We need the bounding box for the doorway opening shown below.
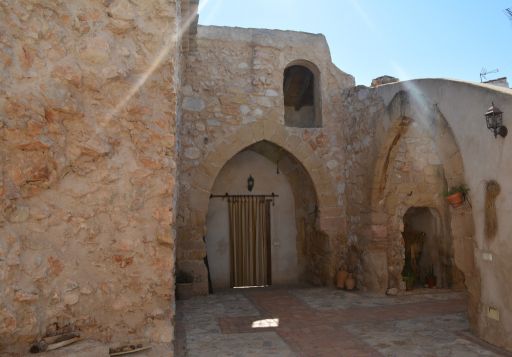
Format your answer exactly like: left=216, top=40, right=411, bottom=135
left=205, top=140, right=320, bottom=291
left=402, top=207, right=442, bottom=290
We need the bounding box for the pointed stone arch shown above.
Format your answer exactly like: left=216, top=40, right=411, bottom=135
left=176, top=119, right=344, bottom=294
left=364, top=90, right=478, bottom=312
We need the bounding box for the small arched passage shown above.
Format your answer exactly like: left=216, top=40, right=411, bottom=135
left=205, top=141, right=319, bottom=290
left=365, top=90, right=475, bottom=296
left=283, top=60, right=322, bottom=128
left=402, top=207, right=450, bottom=290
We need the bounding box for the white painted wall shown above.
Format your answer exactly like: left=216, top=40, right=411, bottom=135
left=205, top=150, right=298, bottom=290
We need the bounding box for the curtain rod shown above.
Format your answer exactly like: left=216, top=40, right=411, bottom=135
left=209, top=193, right=279, bottom=199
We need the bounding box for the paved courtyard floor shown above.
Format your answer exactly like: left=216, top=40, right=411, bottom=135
left=175, top=287, right=511, bottom=357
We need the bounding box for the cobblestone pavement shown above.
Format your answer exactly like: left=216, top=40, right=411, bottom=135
left=175, top=287, right=511, bottom=357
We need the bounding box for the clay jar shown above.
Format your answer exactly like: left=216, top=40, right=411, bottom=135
left=345, top=273, right=356, bottom=290
left=337, top=270, right=348, bottom=289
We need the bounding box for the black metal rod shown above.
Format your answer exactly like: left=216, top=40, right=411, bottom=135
left=210, top=192, right=279, bottom=199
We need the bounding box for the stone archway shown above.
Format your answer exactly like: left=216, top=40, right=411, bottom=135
left=365, top=90, right=477, bottom=306
left=176, top=120, right=344, bottom=294
left=402, top=207, right=448, bottom=290
left=205, top=140, right=321, bottom=290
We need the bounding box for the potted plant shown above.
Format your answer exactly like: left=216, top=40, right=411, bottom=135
left=444, top=184, right=469, bottom=208
left=402, top=267, right=416, bottom=291
left=176, top=270, right=194, bottom=300
left=425, top=265, right=437, bottom=288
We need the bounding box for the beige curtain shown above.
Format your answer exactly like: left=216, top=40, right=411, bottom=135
left=228, top=196, right=271, bottom=287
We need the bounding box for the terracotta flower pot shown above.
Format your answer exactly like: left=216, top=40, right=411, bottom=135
left=446, top=192, right=463, bottom=208
left=337, top=270, right=349, bottom=289
left=345, top=273, right=356, bottom=290
left=426, top=276, right=437, bottom=289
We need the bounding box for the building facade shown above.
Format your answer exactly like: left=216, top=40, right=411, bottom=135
left=1, top=0, right=512, bottom=353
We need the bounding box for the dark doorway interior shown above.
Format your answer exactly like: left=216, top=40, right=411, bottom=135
left=402, top=207, right=440, bottom=290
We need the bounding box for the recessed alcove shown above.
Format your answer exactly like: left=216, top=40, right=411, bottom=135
left=283, top=61, right=322, bottom=128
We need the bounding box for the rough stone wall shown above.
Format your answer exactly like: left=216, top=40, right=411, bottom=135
left=339, top=86, right=385, bottom=287
left=176, top=25, right=355, bottom=293
left=377, top=121, right=459, bottom=290
left=0, top=0, right=194, bottom=351
left=341, top=85, right=470, bottom=293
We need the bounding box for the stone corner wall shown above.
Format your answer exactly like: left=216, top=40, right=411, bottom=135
left=0, top=0, right=194, bottom=352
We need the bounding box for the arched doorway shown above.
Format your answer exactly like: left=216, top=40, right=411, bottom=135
left=205, top=141, right=319, bottom=290
left=367, top=90, right=473, bottom=294
left=402, top=207, right=448, bottom=290
left=176, top=121, right=343, bottom=295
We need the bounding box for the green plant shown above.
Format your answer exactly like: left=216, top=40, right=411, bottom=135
left=443, top=184, right=469, bottom=197
left=403, top=274, right=416, bottom=290
left=176, top=270, right=193, bottom=284
left=425, top=265, right=435, bottom=279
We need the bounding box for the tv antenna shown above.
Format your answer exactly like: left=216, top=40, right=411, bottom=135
left=505, top=7, right=512, bottom=22
left=480, top=68, right=499, bottom=82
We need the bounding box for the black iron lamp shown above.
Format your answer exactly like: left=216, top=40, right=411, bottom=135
left=247, top=175, right=254, bottom=192
left=485, top=102, right=507, bottom=138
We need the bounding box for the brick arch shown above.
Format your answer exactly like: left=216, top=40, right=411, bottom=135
left=364, top=90, right=477, bottom=300
left=178, top=120, right=343, bottom=293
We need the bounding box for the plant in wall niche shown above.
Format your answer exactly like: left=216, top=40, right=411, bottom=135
left=444, top=184, right=469, bottom=208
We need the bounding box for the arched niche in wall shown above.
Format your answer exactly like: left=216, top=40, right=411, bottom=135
left=283, top=60, right=322, bottom=128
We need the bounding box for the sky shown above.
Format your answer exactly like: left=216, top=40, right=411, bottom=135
left=198, top=0, right=512, bottom=86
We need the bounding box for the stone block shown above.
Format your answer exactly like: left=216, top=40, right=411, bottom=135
left=183, top=97, right=205, bottom=112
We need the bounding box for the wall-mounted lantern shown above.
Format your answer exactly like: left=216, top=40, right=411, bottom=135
left=247, top=175, right=254, bottom=192
left=485, top=102, right=507, bottom=138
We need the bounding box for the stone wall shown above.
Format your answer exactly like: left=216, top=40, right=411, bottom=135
left=176, top=25, right=355, bottom=293
left=343, top=78, right=512, bottom=351
left=375, top=119, right=461, bottom=290
left=3, top=1, right=512, bottom=352
left=0, top=0, right=196, bottom=352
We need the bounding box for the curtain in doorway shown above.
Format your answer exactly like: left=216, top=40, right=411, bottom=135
left=228, top=196, right=271, bottom=287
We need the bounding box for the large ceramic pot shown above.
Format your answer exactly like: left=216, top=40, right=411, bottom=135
left=345, top=273, right=356, bottom=290
left=337, top=270, right=349, bottom=289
